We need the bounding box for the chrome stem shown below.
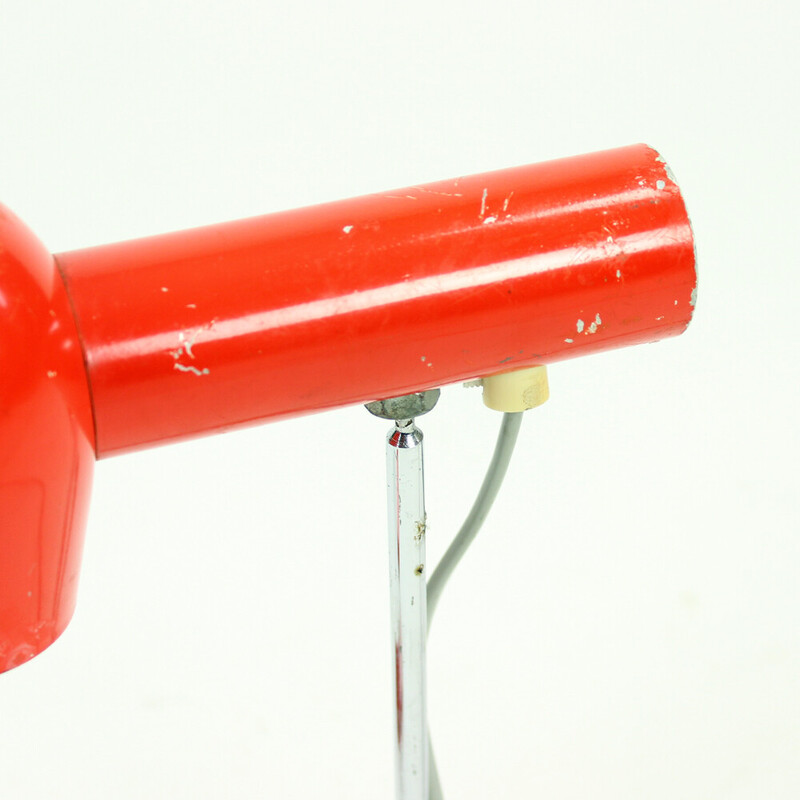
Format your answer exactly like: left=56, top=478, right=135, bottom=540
left=386, top=417, right=428, bottom=800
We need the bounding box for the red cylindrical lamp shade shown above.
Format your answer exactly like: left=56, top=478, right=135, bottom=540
left=0, top=143, right=695, bottom=672
left=57, top=143, right=696, bottom=457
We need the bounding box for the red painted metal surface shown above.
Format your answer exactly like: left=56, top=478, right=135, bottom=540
left=0, top=205, right=95, bottom=672
left=0, top=143, right=696, bottom=673
left=57, top=144, right=696, bottom=457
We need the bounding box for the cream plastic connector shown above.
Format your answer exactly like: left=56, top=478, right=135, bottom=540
left=479, top=366, right=549, bottom=412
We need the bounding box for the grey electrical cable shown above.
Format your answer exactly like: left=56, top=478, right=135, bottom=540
left=427, top=411, right=524, bottom=799
left=427, top=411, right=524, bottom=627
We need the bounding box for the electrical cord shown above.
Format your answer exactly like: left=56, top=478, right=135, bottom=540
left=426, top=411, right=524, bottom=799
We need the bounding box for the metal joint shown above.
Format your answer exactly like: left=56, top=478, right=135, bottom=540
left=365, top=389, right=440, bottom=421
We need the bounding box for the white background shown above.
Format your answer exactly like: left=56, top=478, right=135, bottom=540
left=1, top=2, right=798, bottom=798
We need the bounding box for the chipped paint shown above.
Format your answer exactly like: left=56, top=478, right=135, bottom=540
left=564, top=338, right=574, bottom=343
left=47, top=370, right=57, bottom=378
left=343, top=225, right=354, bottom=234
left=420, top=355, right=426, bottom=362
left=417, top=187, right=463, bottom=198
left=690, top=287, right=697, bottom=307
left=587, top=313, right=602, bottom=334
left=480, top=188, right=488, bottom=219
left=616, top=269, right=621, bottom=278
left=656, top=315, right=664, bottom=320
left=171, top=322, right=216, bottom=361
left=182, top=331, right=199, bottom=359
left=170, top=321, right=216, bottom=374
left=656, top=180, right=666, bottom=191
left=483, top=215, right=497, bottom=225
left=502, top=192, right=514, bottom=212
left=174, top=363, right=210, bottom=376
left=655, top=154, right=678, bottom=182
left=576, top=319, right=585, bottom=333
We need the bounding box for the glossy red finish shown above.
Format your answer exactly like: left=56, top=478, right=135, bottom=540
left=0, top=144, right=696, bottom=672
left=0, top=204, right=95, bottom=673
left=57, top=144, right=696, bottom=457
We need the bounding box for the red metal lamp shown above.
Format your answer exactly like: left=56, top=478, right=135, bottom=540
left=0, top=142, right=695, bottom=689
